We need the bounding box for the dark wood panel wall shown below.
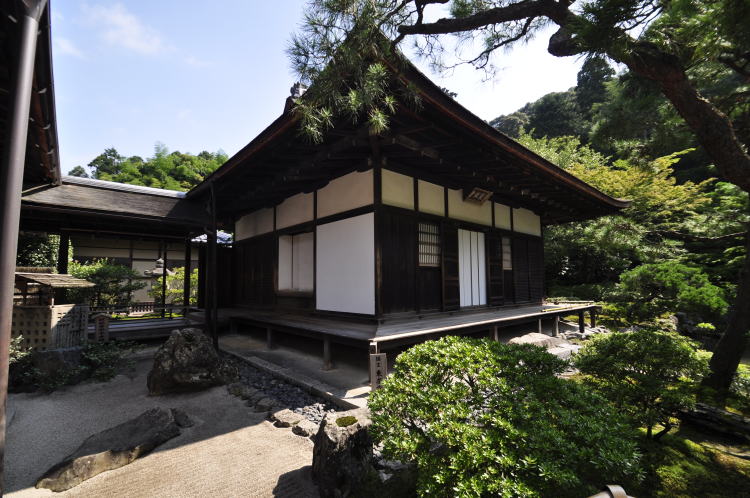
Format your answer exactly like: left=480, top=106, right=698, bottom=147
left=379, top=207, right=544, bottom=316
left=232, top=234, right=275, bottom=307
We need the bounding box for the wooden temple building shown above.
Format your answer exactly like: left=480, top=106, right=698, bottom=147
left=185, top=57, right=629, bottom=362
left=6, top=3, right=628, bottom=376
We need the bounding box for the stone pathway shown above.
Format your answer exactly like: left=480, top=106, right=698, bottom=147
left=6, top=357, right=318, bottom=497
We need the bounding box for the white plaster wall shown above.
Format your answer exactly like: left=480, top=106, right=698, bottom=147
left=513, top=207, right=542, bottom=236
left=418, top=180, right=445, bottom=216
left=235, top=208, right=274, bottom=241
left=447, top=188, right=492, bottom=226
left=74, top=246, right=130, bottom=258
left=381, top=169, right=414, bottom=209
left=276, top=192, right=314, bottom=230
left=494, top=203, right=512, bottom=230
left=317, top=170, right=373, bottom=219
left=315, top=213, right=375, bottom=315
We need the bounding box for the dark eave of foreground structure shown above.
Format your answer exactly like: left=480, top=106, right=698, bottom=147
left=0, top=2, right=61, bottom=186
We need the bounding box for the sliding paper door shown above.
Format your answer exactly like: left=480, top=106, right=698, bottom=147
left=458, top=229, right=486, bottom=307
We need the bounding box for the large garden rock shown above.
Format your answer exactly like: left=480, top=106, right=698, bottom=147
left=312, top=408, right=378, bottom=497
left=147, top=328, right=235, bottom=395
left=313, top=408, right=417, bottom=497
left=36, top=407, right=181, bottom=492
left=509, top=332, right=567, bottom=349
left=680, top=403, right=750, bottom=444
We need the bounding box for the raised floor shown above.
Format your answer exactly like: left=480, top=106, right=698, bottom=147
left=218, top=302, right=599, bottom=352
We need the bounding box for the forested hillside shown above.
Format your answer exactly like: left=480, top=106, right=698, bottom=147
left=490, top=58, right=748, bottom=326
left=67, top=143, right=227, bottom=192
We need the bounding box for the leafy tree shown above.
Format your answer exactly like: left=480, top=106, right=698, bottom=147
left=515, top=134, right=716, bottom=291
left=15, top=232, right=59, bottom=268
left=75, top=144, right=227, bottom=192
left=610, top=262, right=728, bottom=324
left=488, top=110, right=529, bottom=138
left=66, top=165, right=89, bottom=178
left=88, top=147, right=124, bottom=178
left=369, top=336, right=643, bottom=496
left=290, top=0, right=750, bottom=399
left=575, top=55, right=615, bottom=117
left=148, top=267, right=198, bottom=305
left=68, top=259, right=145, bottom=307
left=574, top=328, right=709, bottom=439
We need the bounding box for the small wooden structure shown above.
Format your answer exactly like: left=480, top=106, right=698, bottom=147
left=12, top=271, right=94, bottom=350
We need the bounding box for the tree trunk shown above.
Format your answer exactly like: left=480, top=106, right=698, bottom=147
left=700, top=228, right=750, bottom=401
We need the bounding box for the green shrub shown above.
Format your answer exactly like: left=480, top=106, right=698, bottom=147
left=81, top=341, right=136, bottom=381
left=608, top=262, right=728, bottom=324
left=369, top=336, right=642, bottom=497
left=574, top=329, right=709, bottom=439
left=69, top=259, right=145, bottom=306
left=729, top=364, right=750, bottom=415
left=8, top=340, right=136, bottom=392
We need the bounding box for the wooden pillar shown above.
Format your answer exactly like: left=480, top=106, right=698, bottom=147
left=183, top=238, right=191, bottom=317
left=590, top=309, right=597, bottom=328
left=553, top=315, right=560, bottom=337
left=207, top=182, right=219, bottom=349
left=578, top=310, right=585, bottom=334
left=55, top=232, right=69, bottom=303
left=538, top=318, right=543, bottom=334
left=266, top=327, right=274, bottom=350
left=323, top=337, right=333, bottom=370
left=56, top=233, right=69, bottom=274
left=161, top=241, right=167, bottom=319
left=492, top=325, right=499, bottom=342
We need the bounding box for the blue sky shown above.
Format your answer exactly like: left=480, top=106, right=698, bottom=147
left=50, top=1, right=584, bottom=174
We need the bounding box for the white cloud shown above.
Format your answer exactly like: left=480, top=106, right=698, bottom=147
left=53, top=37, right=85, bottom=58
left=184, top=55, right=210, bottom=68
left=84, top=3, right=169, bottom=55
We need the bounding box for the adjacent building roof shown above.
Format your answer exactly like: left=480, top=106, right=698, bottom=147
left=21, top=176, right=207, bottom=238
left=15, top=272, right=94, bottom=289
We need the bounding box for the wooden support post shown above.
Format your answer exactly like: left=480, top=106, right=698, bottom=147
left=323, top=337, right=333, bottom=370
left=266, top=327, right=274, bottom=350
left=590, top=310, right=597, bottom=328
left=183, top=238, right=191, bottom=318
left=538, top=319, right=543, bottom=335
left=578, top=310, right=585, bottom=334
left=492, top=325, right=499, bottom=342
left=553, top=315, right=560, bottom=337
left=55, top=232, right=70, bottom=303
left=161, top=240, right=167, bottom=319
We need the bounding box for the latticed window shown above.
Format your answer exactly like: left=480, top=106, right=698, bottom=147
left=502, top=236, right=512, bottom=270
left=418, top=222, right=440, bottom=267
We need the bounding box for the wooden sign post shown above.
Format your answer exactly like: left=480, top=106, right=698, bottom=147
left=369, top=353, right=387, bottom=389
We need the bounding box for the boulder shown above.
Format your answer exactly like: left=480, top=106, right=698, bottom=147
left=36, top=407, right=180, bottom=492
left=312, top=408, right=378, bottom=497
left=680, top=403, right=750, bottom=444
left=147, top=328, right=235, bottom=395
left=509, top=332, right=567, bottom=349
left=547, top=343, right=582, bottom=360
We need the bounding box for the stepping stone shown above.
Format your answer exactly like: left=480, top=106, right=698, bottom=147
left=292, top=419, right=320, bottom=439
left=36, top=407, right=181, bottom=492
left=271, top=409, right=304, bottom=428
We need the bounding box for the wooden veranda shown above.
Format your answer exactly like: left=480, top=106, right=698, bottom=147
left=213, top=302, right=599, bottom=370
